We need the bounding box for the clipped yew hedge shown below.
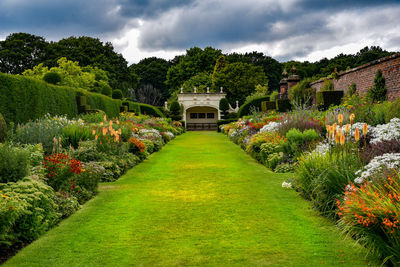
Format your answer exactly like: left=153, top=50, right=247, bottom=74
left=238, top=96, right=270, bottom=117
left=0, top=73, right=163, bottom=123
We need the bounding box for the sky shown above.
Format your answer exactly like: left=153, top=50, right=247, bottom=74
left=0, top=0, right=399, bottom=64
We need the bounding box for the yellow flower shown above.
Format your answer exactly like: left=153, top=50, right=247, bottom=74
left=340, top=134, right=345, bottom=145
left=350, top=113, right=355, bottom=125
left=345, top=124, right=350, bottom=134
left=338, top=114, right=343, bottom=127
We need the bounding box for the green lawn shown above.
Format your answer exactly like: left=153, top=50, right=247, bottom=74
left=5, top=132, right=378, bottom=266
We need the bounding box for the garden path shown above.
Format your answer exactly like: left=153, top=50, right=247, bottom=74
left=5, top=132, right=378, bottom=266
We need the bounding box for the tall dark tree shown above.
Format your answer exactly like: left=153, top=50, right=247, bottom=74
left=226, top=52, right=282, bottom=91
left=131, top=57, right=170, bottom=104
left=45, top=36, right=133, bottom=95
left=0, top=33, right=48, bottom=74
left=166, top=46, right=222, bottom=93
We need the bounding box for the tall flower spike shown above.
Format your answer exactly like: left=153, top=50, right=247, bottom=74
left=362, top=123, right=368, bottom=136
left=354, top=128, right=360, bottom=141
left=338, top=114, right=343, bottom=127
left=345, top=124, right=350, bottom=135
left=340, top=134, right=345, bottom=145
left=350, top=113, right=355, bottom=125
left=335, top=132, right=340, bottom=144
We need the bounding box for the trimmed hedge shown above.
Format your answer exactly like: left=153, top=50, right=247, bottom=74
left=238, top=96, right=270, bottom=117
left=0, top=73, right=162, bottom=123
left=261, top=101, right=276, bottom=111
left=276, top=99, right=291, bottom=112
left=217, top=118, right=238, bottom=132
left=316, top=90, right=344, bottom=110
left=138, top=103, right=164, bottom=117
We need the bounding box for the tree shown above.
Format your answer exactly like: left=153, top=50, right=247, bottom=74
left=219, top=98, right=230, bottom=119
left=213, top=62, right=268, bottom=104
left=0, top=33, right=48, bottom=74
left=166, top=46, right=222, bottom=93
left=136, top=84, right=162, bottom=106
left=169, top=101, right=182, bottom=121
left=212, top=55, right=226, bottom=89
left=130, top=57, right=170, bottom=103
left=45, top=36, right=133, bottom=95
left=181, top=72, right=212, bottom=93
left=226, top=52, right=282, bottom=91
left=367, top=69, right=387, bottom=102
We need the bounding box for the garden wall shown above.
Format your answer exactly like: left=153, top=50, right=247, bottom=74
left=310, top=53, right=400, bottom=100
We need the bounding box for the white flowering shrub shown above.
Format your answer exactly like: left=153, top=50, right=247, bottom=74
left=354, top=153, right=400, bottom=184
left=260, top=122, right=281, bottom=133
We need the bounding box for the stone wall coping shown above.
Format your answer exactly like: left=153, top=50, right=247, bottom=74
left=310, top=53, right=400, bottom=86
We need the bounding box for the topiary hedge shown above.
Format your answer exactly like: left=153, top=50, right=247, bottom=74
left=138, top=103, right=164, bottom=117
left=276, top=99, right=291, bottom=112
left=316, top=90, right=344, bottom=110
left=238, top=96, right=270, bottom=117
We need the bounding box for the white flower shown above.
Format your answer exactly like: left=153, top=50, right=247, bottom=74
left=282, top=181, right=292, bottom=188
left=260, top=122, right=281, bottom=133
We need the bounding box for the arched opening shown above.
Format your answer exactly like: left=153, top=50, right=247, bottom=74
left=186, top=106, right=218, bottom=131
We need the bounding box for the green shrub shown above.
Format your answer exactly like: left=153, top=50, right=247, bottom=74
left=275, top=99, right=291, bottom=112
left=321, top=79, right=334, bottom=91
left=316, top=90, right=344, bottom=110
left=0, top=178, right=59, bottom=249
left=270, top=90, right=279, bottom=101
left=0, top=144, right=30, bottom=183
left=372, top=101, right=391, bottom=125
left=79, top=110, right=106, bottom=123
left=286, top=128, right=319, bottom=157
left=61, top=124, right=92, bottom=149
left=54, top=192, right=80, bottom=219
left=238, top=96, right=270, bottom=117
left=386, top=96, right=400, bottom=122
left=295, top=150, right=362, bottom=218
left=169, top=101, right=182, bottom=120
left=112, top=89, right=123, bottom=99
left=346, top=82, right=357, bottom=96
left=0, top=113, right=7, bottom=143
left=367, top=69, right=387, bottom=102
left=43, top=72, right=61, bottom=85
left=100, top=83, right=112, bottom=97
left=261, top=101, right=276, bottom=111
left=139, top=103, right=164, bottom=117
left=0, top=73, right=122, bottom=124
left=288, top=78, right=314, bottom=107
left=219, top=98, right=230, bottom=119
left=71, top=140, right=104, bottom=162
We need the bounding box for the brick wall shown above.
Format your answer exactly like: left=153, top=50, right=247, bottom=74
left=310, top=53, right=400, bottom=101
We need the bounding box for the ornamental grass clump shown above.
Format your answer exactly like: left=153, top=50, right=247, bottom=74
left=337, top=171, right=400, bottom=266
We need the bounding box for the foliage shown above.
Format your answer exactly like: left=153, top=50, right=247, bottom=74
left=212, top=55, right=226, bottom=89
left=181, top=72, right=213, bottom=93
left=169, top=101, right=182, bottom=121
left=213, top=62, right=268, bottom=104
left=71, top=140, right=104, bottom=162
left=0, top=33, right=48, bottom=74
left=321, top=79, right=334, bottom=91
left=288, top=78, right=314, bottom=107
left=360, top=139, right=400, bottom=163
left=342, top=94, right=375, bottom=125
left=316, top=90, right=344, bottom=110
left=246, top=132, right=288, bottom=162
left=372, top=101, right=391, bottom=125
left=0, top=144, right=30, bottom=183
left=346, top=82, right=357, bottom=97
left=0, top=178, right=59, bottom=249
left=219, top=98, right=230, bottom=119
left=337, top=172, right=400, bottom=266
left=43, top=72, right=62, bottom=85
left=238, top=96, right=270, bottom=117
left=0, top=73, right=122, bottom=124
left=0, top=114, right=7, bottom=143
left=269, top=90, right=279, bottom=101
left=138, top=103, right=164, bottom=117
left=226, top=51, right=282, bottom=91
left=386, top=96, right=400, bottom=123
left=325, top=107, right=352, bottom=126
left=295, top=149, right=362, bottom=218
left=79, top=110, right=106, bottom=123
left=130, top=57, right=170, bottom=103
left=112, top=89, right=123, bottom=99
left=278, top=112, right=324, bottom=136
left=54, top=192, right=80, bottom=219
left=61, top=124, right=92, bottom=149
left=367, top=69, right=387, bottom=102
left=166, top=47, right=222, bottom=92
left=285, top=128, right=319, bottom=158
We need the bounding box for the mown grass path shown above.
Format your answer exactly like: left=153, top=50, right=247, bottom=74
left=5, top=132, right=378, bottom=266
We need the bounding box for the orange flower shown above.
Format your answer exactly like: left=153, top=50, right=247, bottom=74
left=362, top=123, right=368, bottom=136
left=338, top=114, right=343, bottom=127
left=109, top=120, right=113, bottom=126
left=102, top=127, right=107, bottom=136
left=103, top=114, right=107, bottom=122
left=350, top=113, right=355, bottom=125
left=335, top=132, right=340, bottom=144
left=92, top=129, right=96, bottom=135
left=340, top=134, right=345, bottom=145
left=354, top=128, right=360, bottom=141
left=95, top=135, right=98, bottom=141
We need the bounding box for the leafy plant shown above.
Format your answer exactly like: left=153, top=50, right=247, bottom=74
left=386, top=96, right=400, bottom=123
left=0, top=113, right=7, bottom=143
left=286, top=128, right=319, bottom=157
left=337, top=172, right=400, bottom=266
left=43, top=72, right=61, bottom=85
left=288, top=78, right=314, bottom=107
left=321, top=79, right=334, bottom=91
left=112, top=89, right=123, bottom=99
left=219, top=98, right=230, bottom=119
left=346, top=82, right=357, bottom=97
left=367, top=69, right=387, bottom=102
left=61, top=124, right=92, bottom=149
left=0, top=144, right=30, bottom=183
